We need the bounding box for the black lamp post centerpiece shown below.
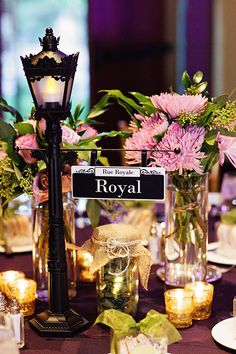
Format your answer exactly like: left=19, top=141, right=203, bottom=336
left=21, top=28, right=89, bottom=337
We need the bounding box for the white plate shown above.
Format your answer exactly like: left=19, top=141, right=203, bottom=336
left=207, top=242, right=236, bottom=265
left=212, top=317, right=236, bottom=350
left=0, top=243, right=32, bottom=253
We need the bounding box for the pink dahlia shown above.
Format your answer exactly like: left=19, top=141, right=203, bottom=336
left=124, top=129, right=157, bottom=164
left=151, top=93, right=208, bottom=119
left=217, top=133, right=236, bottom=168
left=150, top=122, right=206, bottom=174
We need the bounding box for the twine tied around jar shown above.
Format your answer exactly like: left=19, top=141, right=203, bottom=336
left=92, top=236, right=141, bottom=275
left=80, top=223, right=152, bottom=289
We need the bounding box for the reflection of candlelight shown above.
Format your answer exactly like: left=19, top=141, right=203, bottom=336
left=8, top=279, right=36, bottom=316
left=164, top=289, right=194, bottom=328
left=77, top=251, right=96, bottom=283
left=184, top=282, right=214, bottom=320
left=112, top=276, right=124, bottom=295
left=0, top=271, right=25, bottom=296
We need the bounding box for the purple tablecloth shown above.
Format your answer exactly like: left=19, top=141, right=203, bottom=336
left=0, top=223, right=235, bottom=354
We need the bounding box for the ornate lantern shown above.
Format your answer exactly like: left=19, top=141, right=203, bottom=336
left=21, top=27, right=78, bottom=120
left=21, top=28, right=89, bottom=337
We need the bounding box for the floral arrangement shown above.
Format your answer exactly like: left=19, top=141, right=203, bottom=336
left=0, top=98, right=122, bottom=216
left=96, top=71, right=236, bottom=248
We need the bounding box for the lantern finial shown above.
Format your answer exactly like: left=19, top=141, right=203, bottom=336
left=39, top=28, right=60, bottom=52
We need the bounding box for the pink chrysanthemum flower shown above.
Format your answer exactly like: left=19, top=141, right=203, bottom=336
left=217, top=133, right=236, bottom=168
left=128, top=113, right=150, bottom=133
left=124, top=129, right=157, bottom=164
left=150, top=122, right=206, bottom=174
left=124, top=113, right=169, bottom=164
left=141, top=113, right=169, bottom=137
left=151, top=93, right=208, bottom=119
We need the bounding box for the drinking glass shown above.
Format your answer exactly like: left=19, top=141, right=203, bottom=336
left=0, top=316, right=19, bottom=354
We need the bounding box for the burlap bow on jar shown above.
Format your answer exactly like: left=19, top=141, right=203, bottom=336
left=80, top=223, right=152, bottom=289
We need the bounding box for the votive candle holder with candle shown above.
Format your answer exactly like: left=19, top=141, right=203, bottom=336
left=0, top=271, right=25, bottom=296
left=164, top=288, right=194, bottom=328
left=8, top=278, right=36, bottom=316
left=77, top=251, right=96, bottom=283
left=184, top=281, right=214, bottom=320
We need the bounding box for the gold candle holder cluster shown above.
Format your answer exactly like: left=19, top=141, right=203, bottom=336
left=164, top=282, right=214, bottom=328
left=0, top=271, right=36, bottom=316
left=77, top=251, right=96, bottom=283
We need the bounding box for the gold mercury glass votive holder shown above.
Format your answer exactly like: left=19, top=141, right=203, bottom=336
left=7, top=278, right=36, bottom=316
left=0, top=271, right=25, bottom=297
left=77, top=251, right=96, bottom=283
left=184, top=281, right=214, bottom=320
left=164, top=288, right=194, bottom=328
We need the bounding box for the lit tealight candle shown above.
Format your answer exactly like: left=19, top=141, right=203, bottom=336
left=0, top=271, right=25, bottom=296
left=42, top=77, right=61, bottom=107
left=184, top=282, right=214, bottom=320
left=164, top=288, right=194, bottom=328
left=8, top=278, right=37, bottom=316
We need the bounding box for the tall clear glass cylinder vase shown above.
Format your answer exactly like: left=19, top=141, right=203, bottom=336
left=165, top=172, right=208, bottom=287
left=32, top=193, right=77, bottom=301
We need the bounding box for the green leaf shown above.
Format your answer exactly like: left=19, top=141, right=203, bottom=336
left=129, top=92, right=151, bottom=104
left=204, top=130, right=217, bottom=145
left=0, top=100, right=23, bottom=122
left=139, top=310, right=182, bottom=345
left=87, top=93, right=112, bottom=119
left=14, top=122, right=34, bottom=136
left=74, top=104, right=83, bottom=120
left=201, top=144, right=219, bottom=172
left=86, top=199, right=101, bottom=227
left=0, top=120, right=16, bottom=141
left=194, top=81, right=208, bottom=94
left=95, top=309, right=136, bottom=332
left=97, top=156, right=110, bottom=166
left=13, top=164, right=22, bottom=181
left=218, top=128, right=236, bottom=137
left=193, top=71, right=203, bottom=84
left=213, top=94, right=230, bottom=107
left=102, top=89, right=147, bottom=115
left=221, top=209, right=236, bottom=224
left=182, top=71, right=191, bottom=88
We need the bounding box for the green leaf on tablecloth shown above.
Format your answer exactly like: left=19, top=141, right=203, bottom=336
left=95, top=309, right=136, bottom=331
left=139, top=309, right=182, bottom=345
left=95, top=309, right=182, bottom=354
left=221, top=209, right=236, bottom=224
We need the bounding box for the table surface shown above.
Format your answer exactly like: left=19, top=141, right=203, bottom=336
left=0, top=221, right=236, bottom=354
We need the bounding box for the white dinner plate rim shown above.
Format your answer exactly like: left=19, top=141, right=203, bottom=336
left=0, top=244, right=32, bottom=253
left=207, top=242, right=236, bottom=265
left=211, top=317, right=236, bottom=350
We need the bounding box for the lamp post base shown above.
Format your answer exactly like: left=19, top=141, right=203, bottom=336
left=29, top=309, right=90, bottom=337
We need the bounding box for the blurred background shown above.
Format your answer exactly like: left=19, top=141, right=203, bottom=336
left=0, top=0, right=235, bottom=189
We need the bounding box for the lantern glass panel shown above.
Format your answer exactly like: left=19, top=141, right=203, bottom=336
left=31, top=76, right=65, bottom=108
left=65, top=77, right=73, bottom=107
